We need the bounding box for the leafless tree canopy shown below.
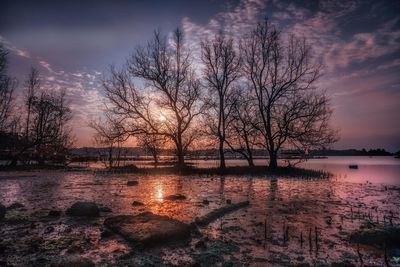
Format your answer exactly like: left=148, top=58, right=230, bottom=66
left=241, top=19, right=338, bottom=168
left=3, top=68, right=74, bottom=165
left=201, top=34, right=241, bottom=168
left=225, top=87, right=260, bottom=167
left=0, top=45, right=17, bottom=133
left=90, top=112, right=128, bottom=168
left=100, top=21, right=337, bottom=169
left=103, top=29, right=204, bottom=166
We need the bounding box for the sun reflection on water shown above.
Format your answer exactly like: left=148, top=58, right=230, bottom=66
left=154, top=181, right=164, bottom=202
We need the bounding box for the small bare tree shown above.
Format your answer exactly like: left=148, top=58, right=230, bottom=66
left=137, top=132, right=166, bottom=166
left=24, top=67, right=40, bottom=139
left=90, top=115, right=128, bottom=168
left=241, top=19, right=338, bottom=169
left=201, top=34, right=241, bottom=169
left=104, top=29, right=204, bottom=166
left=225, top=87, right=260, bottom=166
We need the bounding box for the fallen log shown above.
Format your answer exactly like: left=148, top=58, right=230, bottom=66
left=194, top=201, right=250, bottom=227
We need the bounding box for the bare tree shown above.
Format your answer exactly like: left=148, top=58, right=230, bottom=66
left=201, top=34, right=241, bottom=169
left=90, top=114, right=128, bottom=168
left=10, top=70, right=73, bottom=165
left=225, top=87, right=260, bottom=166
left=0, top=44, right=17, bottom=133
left=241, top=19, right=338, bottom=169
left=104, top=29, right=204, bottom=166
left=24, top=67, right=40, bottom=139
left=137, top=132, right=166, bottom=166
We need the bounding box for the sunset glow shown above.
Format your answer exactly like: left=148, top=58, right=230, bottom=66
left=1, top=1, right=400, bottom=266
left=0, top=0, right=398, bottom=150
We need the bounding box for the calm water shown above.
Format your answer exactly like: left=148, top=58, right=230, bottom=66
left=0, top=156, right=399, bottom=266
left=188, top=156, right=400, bottom=185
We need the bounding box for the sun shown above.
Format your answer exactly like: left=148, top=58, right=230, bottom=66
left=159, top=113, right=166, bottom=122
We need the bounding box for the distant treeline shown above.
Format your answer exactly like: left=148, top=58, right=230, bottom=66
left=68, top=147, right=395, bottom=162
left=313, top=148, right=393, bottom=156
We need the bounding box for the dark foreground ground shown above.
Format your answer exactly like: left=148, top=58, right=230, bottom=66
left=0, top=169, right=399, bottom=266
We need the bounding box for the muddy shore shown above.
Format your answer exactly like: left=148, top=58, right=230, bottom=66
left=0, top=170, right=399, bottom=266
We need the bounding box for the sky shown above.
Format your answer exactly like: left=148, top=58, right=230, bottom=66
left=0, top=0, right=399, bottom=151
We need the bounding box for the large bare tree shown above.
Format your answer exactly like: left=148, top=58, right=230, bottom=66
left=104, top=29, right=203, bottom=166
left=201, top=34, right=241, bottom=169
left=242, top=20, right=337, bottom=169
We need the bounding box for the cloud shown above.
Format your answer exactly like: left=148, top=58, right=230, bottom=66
left=182, top=0, right=266, bottom=47
left=0, top=35, right=31, bottom=58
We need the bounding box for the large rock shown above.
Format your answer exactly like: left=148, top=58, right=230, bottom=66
left=127, top=181, right=139, bottom=186
left=166, top=194, right=186, bottom=201
left=54, top=256, right=94, bottom=267
left=104, top=212, right=192, bottom=247
left=66, top=201, right=99, bottom=217
left=349, top=226, right=400, bottom=248
left=0, top=204, right=5, bottom=219
left=7, top=202, right=24, bottom=210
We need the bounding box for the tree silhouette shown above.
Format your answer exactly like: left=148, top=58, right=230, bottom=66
left=241, top=19, right=338, bottom=169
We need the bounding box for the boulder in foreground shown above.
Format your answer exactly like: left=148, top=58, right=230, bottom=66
left=53, top=256, right=94, bottom=267
left=349, top=226, right=400, bottom=248
left=166, top=194, right=186, bottom=201
left=127, top=181, right=139, bottom=186
left=104, top=212, right=192, bottom=247
left=66, top=201, right=99, bottom=217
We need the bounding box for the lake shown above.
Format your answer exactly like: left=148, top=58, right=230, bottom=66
left=189, top=156, right=400, bottom=185
left=0, top=156, right=399, bottom=266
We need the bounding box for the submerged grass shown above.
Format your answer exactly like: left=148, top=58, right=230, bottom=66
left=97, top=164, right=331, bottom=179
left=0, top=161, right=330, bottom=179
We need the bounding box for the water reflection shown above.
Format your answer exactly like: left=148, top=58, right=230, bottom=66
left=0, top=170, right=399, bottom=265
left=270, top=178, right=278, bottom=201
left=154, top=180, right=164, bottom=202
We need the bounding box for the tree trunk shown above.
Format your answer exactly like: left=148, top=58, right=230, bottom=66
left=269, top=151, right=278, bottom=169
left=219, top=139, right=226, bottom=169
left=177, top=151, right=184, bottom=167
left=152, top=150, right=158, bottom=167
left=248, top=157, right=254, bottom=167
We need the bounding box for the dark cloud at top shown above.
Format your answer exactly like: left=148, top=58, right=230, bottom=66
left=1, top=0, right=399, bottom=150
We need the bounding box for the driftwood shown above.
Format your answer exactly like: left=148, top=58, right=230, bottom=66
left=194, top=201, right=250, bottom=226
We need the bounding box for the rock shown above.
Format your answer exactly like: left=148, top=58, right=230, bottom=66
left=127, top=181, right=139, bottom=186
left=7, top=202, right=24, bottom=210
left=195, top=201, right=250, bottom=226
left=0, top=204, right=5, bottom=219
left=54, top=256, right=95, bottom=267
left=166, top=194, right=186, bottom=201
left=202, top=199, right=210, bottom=205
left=132, top=201, right=144, bottom=206
left=99, top=206, right=112, bottom=212
left=195, top=240, right=207, bottom=250
left=48, top=210, right=62, bottom=217
left=349, top=226, right=400, bottom=248
left=104, top=212, right=192, bottom=247
left=331, top=262, right=355, bottom=267
left=226, top=199, right=232, bottom=204
left=66, top=201, right=99, bottom=217
left=101, top=228, right=113, bottom=239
